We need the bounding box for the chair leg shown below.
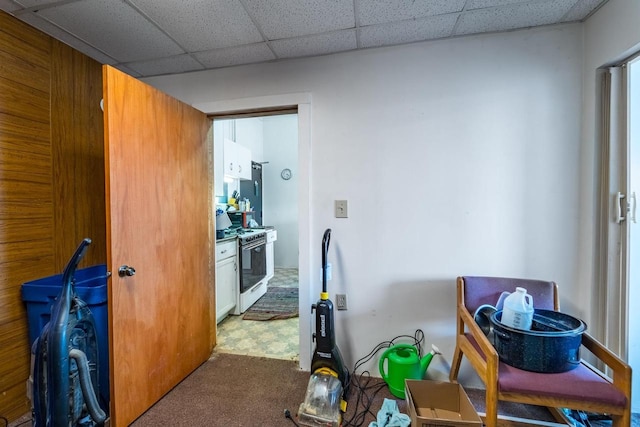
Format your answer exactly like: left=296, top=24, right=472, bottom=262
left=611, top=411, right=630, bottom=427
left=484, top=382, right=498, bottom=427
left=449, top=344, right=463, bottom=382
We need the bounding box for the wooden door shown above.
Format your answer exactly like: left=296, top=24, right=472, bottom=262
left=102, top=65, right=212, bottom=426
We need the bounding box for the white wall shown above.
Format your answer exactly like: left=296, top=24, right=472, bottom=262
left=145, top=24, right=584, bottom=384
left=235, top=117, right=264, bottom=162
left=262, top=114, right=299, bottom=268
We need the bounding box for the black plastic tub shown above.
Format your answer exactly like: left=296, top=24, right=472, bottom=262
left=489, top=309, right=587, bottom=373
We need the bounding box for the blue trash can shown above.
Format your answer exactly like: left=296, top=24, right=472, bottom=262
left=21, top=264, right=110, bottom=410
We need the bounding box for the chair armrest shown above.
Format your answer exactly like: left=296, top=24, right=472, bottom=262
left=581, top=332, right=631, bottom=396
left=459, top=305, right=498, bottom=361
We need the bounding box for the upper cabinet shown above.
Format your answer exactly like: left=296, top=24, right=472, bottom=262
left=223, top=139, right=251, bottom=181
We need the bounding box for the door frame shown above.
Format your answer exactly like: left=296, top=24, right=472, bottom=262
left=195, top=93, right=313, bottom=370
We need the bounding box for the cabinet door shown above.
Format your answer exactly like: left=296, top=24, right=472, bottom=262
left=215, top=256, right=237, bottom=323
left=265, top=241, right=274, bottom=281
left=223, top=138, right=237, bottom=177
left=236, top=144, right=252, bottom=180
left=103, top=65, right=211, bottom=427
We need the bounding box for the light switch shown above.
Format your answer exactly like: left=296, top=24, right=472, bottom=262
left=335, top=200, right=348, bottom=218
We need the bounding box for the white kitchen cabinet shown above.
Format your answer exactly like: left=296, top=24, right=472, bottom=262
left=223, top=138, right=251, bottom=181
left=215, top=240, right=238, bottom=324
left=265, top=229, right=277, bottom=282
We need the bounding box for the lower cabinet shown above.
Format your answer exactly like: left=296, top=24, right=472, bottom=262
left=215, top=240, right=238, bottom=324
left=265, top=229, right=277, bottom=282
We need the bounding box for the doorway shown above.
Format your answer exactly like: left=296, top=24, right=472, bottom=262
left=212, top=113, right=300, bottom=362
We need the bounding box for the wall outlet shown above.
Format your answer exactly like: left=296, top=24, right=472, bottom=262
left=336, top=294, right=347, bottom=310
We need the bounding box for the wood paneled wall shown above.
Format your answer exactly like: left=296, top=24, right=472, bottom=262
left=0, top=10, right=106, bottom=422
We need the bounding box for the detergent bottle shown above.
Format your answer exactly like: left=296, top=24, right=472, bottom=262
left=500, top=287, right=533, bottom=330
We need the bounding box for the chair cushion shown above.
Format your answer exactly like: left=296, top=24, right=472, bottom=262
left=498, top=361, right=628, bottom=408
left=464, top=333, right=627, bottom=408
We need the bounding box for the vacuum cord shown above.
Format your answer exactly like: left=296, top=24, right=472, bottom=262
left=284, top=409, right=300, bottom=427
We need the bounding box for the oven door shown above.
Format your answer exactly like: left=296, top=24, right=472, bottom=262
left=239, top=240, right=266, bottom=293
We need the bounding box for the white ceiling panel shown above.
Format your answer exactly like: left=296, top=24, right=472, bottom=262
left=243, top=0, right=355, bottom=40
left=465, top=0, right=547, bottom=9
left=35, top=0, right=184, bottom=62
left=455, top=0, right=579, bottom=36
left=270, top=29, right=356, bottom=59
left=0, top=0, right=20, bottom=12
left=0, top=0, right=609, bottom=77
left=360, top=13, right=459, bottom=48
left=18, top=10, right=118, bottom=64
left=562, top=0, right=604, bottom=20
left=358, top=0, right=466, bottom=26
left=130, top=0, right=263, bottom=51
left=13, top=0, right=74, bottom=7
left=193, top=43, right=276, bottom=69
left=125, top=54, right=205, bottom=77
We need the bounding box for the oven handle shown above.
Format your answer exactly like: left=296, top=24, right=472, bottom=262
left=240, top=240, right=266, bottom=251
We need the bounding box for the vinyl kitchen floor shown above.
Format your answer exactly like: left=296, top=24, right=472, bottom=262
left=213, top=268, right=299, bottom=362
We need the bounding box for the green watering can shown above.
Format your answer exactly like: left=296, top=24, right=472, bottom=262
left=379, top=343, right=441, bottom=399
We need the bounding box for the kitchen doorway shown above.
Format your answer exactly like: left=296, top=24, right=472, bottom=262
left=212, top=113, right=301, bottom=362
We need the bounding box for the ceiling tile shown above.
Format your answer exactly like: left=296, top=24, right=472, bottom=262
left=113, top=63, right=142, bottom=78
left=193, top=43, right=276, bottom=69
left=465, top=0, right=543, bottom=9
left=243, top=0, right=355, bottom=40
left=563, top=0, right=605, bottom=21
left=18, top=11, right=118, bottom=64
left=0, top=0, right=21, bottom=12
left=455, top=0, right=579, bottom=35
left=35, top=0, right=184, bottom=62
left=270, top=30, right=356, bottom=59
left=124, top=54, right=205, bottom=77
left=358, top=0, right=465, bottom=26
left=130, top=0, right=263, bottom=52
left=14, top=0, right=75, bottom=7
left=360, top=14, right=458, bottom=48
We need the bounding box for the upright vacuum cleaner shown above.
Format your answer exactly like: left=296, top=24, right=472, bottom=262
left=297, top=229, right=350, bottom=427
left=31, top=238, right=107, bottom=427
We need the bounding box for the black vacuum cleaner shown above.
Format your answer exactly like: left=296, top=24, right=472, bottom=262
left=31, top=238, right=107, bottom=427
left=297, top=229, right=350, bottom=427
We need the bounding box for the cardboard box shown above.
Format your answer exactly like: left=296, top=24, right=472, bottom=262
left=405, top=380, right=482, bottom=427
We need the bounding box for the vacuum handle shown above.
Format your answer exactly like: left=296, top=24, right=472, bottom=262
left=321, top=229, right=331, bottom=293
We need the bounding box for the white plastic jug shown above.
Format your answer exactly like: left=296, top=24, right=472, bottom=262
left=501, top=287, right=534, bottom=330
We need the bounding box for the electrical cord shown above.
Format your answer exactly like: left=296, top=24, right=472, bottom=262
left=341, top=329, right=425, bottom=427
left=284, top=408, right=300, bottom=426
left=286, top=329, right=425, bottom=427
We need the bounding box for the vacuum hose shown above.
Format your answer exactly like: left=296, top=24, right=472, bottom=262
left=69, top=349, right=107, bottom=425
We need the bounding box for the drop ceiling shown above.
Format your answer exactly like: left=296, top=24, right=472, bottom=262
left=0, top=0, right=607, bottom=78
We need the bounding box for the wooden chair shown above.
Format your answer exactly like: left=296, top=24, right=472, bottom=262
left=449, top=276, right=631, bottom=427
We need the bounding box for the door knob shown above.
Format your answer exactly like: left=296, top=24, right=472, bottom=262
left=118, top=265, right=136, bottom=277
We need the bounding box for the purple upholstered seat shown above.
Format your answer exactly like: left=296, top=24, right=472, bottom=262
left=499, top=360, right=627, bottom=407
left=466, top=333, right=628, bottom=408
